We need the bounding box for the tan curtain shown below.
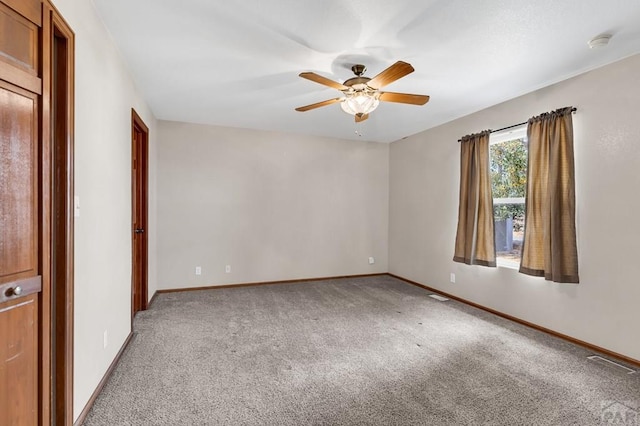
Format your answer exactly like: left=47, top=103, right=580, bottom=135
left=520, top=107, right=579, bottom=283
left=453, top=131, right=496, bottom=267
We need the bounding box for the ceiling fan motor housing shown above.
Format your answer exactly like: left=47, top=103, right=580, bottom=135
left=344, top=64, right=372, bottom=90
left=343, top=76, right=372, bottom=89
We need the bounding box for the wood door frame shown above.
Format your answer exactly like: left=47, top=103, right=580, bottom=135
left=131, top=109, right=149, bottom=320
left=49, top=3, right=75, bottom=424
left=41, top=1, right=75, bottom=424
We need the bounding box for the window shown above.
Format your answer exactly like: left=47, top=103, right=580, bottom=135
left=490, top=125, right=528, bottom=268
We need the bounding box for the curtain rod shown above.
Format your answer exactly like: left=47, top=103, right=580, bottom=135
left=457, top=107, right=577, bottom=142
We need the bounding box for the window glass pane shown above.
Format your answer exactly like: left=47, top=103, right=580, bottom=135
left=490, top=137, right=527, bottom=266
left=490, top=138, right=527, bottom=198
left=494, top=203, right=524, bottom=264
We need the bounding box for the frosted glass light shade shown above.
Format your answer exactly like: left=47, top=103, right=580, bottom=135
left=340, top=93, right=380, bottom=115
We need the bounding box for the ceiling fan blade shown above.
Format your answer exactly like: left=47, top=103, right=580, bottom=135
left=379, top=92, right=430, bottom=105
left=295, top=98, right=342, bottom=112
left=355, top=113, right=369, bottom=123
left=366, top=61, right=415, bottom=90
left=299, top=72, right=349, bottom=91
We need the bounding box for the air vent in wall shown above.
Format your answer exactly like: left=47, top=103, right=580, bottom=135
left=587, top=355, right=636, bottom=374
left=429, top=294, right=449, bottom=302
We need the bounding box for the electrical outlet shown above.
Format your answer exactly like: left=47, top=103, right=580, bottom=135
left=225, top=265, right=231, bottom=273
left=368, top=257, right=375, bottom=265
left=450, top=273, right=456, bottom=283
left=195, top=266, right=202, bottom=275
left=103, top=330, right=108, bottom=349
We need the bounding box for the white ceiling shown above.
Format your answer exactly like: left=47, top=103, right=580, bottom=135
left=93, top=0, right=640, bottom=143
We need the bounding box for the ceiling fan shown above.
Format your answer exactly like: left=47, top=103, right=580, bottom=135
left=295, top=61, right=430, bottom=123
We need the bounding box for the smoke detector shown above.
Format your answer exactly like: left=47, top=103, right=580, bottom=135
left=588, top=34, right=612, bottom=49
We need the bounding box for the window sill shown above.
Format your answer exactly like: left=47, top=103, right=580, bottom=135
left=497, top=259, right=520, bottom=270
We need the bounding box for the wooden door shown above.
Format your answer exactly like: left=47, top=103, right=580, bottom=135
left=0, top=2, right=42, bottom=423
left=1, top=1, right=75, bottom=424
left=131, top=110, right=148, bottom=316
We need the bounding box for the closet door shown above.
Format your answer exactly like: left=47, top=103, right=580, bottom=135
left=0, top=0, right=42, bottom=424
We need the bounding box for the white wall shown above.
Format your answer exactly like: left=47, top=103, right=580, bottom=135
left=389, top=54, right=640, bottom=361
left=49, top=0, right=158, bottom=420
left=157, top=121, right=388, bottom=289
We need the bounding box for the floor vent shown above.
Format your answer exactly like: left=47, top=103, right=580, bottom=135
left=587, top=355, right=636, bottom=374
left=429, top=294, right=449, bottom=302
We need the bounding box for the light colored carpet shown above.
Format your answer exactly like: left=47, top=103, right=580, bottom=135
left=82, top=275, right=639, bottom=425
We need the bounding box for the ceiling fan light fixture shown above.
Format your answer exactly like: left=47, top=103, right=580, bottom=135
left=340, top=92, right=380, bottom=116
